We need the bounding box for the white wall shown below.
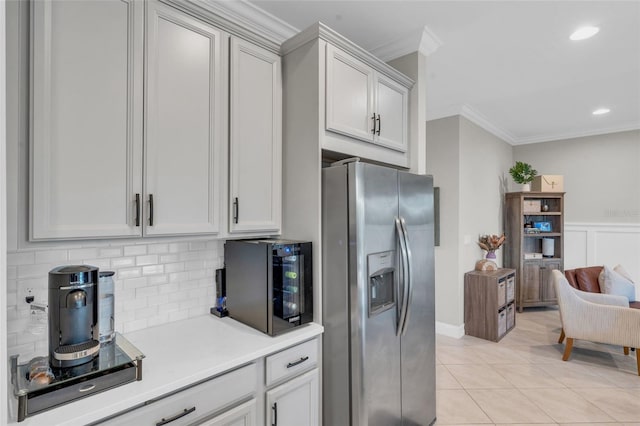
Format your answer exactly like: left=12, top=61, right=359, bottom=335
left=426, top=116, right=462, bottom=332
left=459, top=116, right=513, bottom=272
left=427, top=116, right=513, bottom=335
left=513, top=130, right=640, bottom=223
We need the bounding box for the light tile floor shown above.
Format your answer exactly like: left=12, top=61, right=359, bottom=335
left=435, top=307, right=640, bottom=425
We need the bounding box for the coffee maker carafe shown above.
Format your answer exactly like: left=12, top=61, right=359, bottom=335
left=48, top=265, right=100, bottom=368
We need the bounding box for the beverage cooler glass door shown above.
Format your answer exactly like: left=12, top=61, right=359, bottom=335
left=273, top=250, right=304, bottom=320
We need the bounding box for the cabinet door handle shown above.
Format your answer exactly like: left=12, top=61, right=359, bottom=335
left=272, top=402, right=278, bottom=426
left=148, top=194, right=154, bottom=227
left=371, top=113, right=377, bottom=134
left=233, top=197, right=239, bottom=224
left=286, top=356, right=309, bottom=368
left=135, top=193, right=140, bottom=227
left=376, top=113, right=381, bottom=135
left=156, top=407, right=196, bottom=426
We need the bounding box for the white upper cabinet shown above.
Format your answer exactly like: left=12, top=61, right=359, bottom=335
left=30, top=0, right=144, bottom=240
left=229, top=37, right=282, bottom=234
left=144, top=1, right=222, bottom=236
left=326, top=44, right=409, bottom=154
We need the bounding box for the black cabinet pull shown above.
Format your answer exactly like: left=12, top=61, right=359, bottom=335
left=376, top=114, right=381, bottom=135
left=156, top=407, right=196, bottom=426
left=233, top=197, right=239, bottom=224
left=286, top=356, right=309, bottom=368
left=272, top=402, right=278, bottom=426
left=371, top=113, right=376, bottom=134
left=135, top=193, right=140, bottom=227
left=149, top=194, right=154, bottom=226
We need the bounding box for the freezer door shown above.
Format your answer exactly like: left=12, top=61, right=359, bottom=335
left=350, top=162, right=403, bottom=426
left=398, top=172, right=436, bottom=425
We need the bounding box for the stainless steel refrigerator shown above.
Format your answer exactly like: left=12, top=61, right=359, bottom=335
left=322, top=160, right=436, bottom=426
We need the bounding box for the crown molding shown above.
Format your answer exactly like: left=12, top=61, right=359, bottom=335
left=511, top=123, right=640, bottom=145
left=179, top=0, right=298, bottom=50
left=459, top=104, right=517, bottom=145
left=282, top=22, right=414, bottom=88
left=371, top=25, right=442, bottom=62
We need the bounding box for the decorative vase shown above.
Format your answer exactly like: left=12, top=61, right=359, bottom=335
left=485, top=251, right=496, bottom=260
left=522, top=183, right=531, bottom=192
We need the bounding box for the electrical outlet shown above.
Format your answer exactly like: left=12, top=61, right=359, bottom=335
left=22, top=287, right=34, bottom=304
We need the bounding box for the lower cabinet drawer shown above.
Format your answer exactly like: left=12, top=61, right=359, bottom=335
left=98, top=363, right=256, bottom=425
left=265, top=339, right=318, bottom=387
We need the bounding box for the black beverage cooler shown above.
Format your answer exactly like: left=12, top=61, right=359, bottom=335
left=225, top=239, right=313, bottom=335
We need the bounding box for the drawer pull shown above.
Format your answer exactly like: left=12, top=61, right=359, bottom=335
left=156, top=407, right=196, bottom=426
left=78, top=384, right=95, bottom=392
left=286, top=356, right=309, bottom=368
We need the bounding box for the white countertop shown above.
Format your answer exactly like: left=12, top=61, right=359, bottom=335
left=10, top=316, right=323, bottom=426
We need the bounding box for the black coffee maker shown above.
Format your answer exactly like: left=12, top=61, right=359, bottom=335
left=48, top=265, right=100, bottom=368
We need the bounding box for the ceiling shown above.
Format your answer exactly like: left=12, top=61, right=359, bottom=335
left=239, top=0, right=640, bottom=145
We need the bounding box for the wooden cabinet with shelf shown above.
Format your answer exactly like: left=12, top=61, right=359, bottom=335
left=464, top=269, right=516, bottom=342
left=504, top=192, right=565, bottom=311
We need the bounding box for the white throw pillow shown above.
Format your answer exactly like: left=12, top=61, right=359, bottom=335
left=598, top=265, right=636, bottom=302
left=614, top=264, right=635, bottom=283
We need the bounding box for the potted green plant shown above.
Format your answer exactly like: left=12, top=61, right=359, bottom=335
left=509, top=161, right=537, bottom=191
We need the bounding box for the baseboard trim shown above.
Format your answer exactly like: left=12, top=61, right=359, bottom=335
left=435, top=321, right=465, bottom=339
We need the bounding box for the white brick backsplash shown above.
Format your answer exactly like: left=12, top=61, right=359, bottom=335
left=136, top=254, right=159, bottom=266
left=124, top=245, right=147, bottom=256
left=135, top=285, right=159, bottom=298
left=159, top=253, right=180, bottom=263
left=111, top=257, right=136, bottom=268
left=123, top=277, right=148, bottom=289
left=82, top=259, right=111, bottom=269
left=147, top=294, right=169, bottom=306
left=6, top=237, right=224, bottom=357
left=134, top=306, right=159, bottom=320
left=164, top=262, right=185, bottom=273
left=123, top=318, right=148, bottom=333
left=169, top=271, right=189, bottom=283
left=142, top=264, right=164, bottom=276
left=168, top=310, right=188, bottom=322
left=8, top=251, right=35, bottom=266
left=147, top=275, right=169, bottom=285
left=68, top=248, right=99, bottom=260
left=34, top=249, right=69, bottom=264
left=118, top=267, right=142, bottom=279
left=189, top=241, right=207, bottom=251
left=17, top=263, right=53, bottom=279
left=98, top=247, right=123, bottom=258
left=148, top=244, right=169, bottom=254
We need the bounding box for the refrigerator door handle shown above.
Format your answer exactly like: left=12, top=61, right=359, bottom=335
left=395, top=217, right=410, bottom=336
left=399, top=216, right=413, bottom=335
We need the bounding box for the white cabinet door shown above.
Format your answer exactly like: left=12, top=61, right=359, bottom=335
left=325, top=44, right=374, bottom=143
left=201, top=399, right=257, bottom=426
left=145, top=1, right=222, bottom=236
left=325, top=44, right=409, bottom=158
left=265, top=369, right=319, bottom=426
left=30, top=0, right=144, bottom=240
left=374, top=73, right=408, bottom=152
left=229, top=37, right=281, bottom=234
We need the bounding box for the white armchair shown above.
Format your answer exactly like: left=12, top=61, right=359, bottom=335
left=552, top=270, right=640, bottom=375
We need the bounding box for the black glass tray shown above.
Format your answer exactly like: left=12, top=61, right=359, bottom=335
left=11, top=333, right=144, bottom=422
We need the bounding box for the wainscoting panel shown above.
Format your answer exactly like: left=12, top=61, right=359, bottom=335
left=565, top=223, right=640, bottom=297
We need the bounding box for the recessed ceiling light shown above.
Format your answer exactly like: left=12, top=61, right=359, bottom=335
left=592, top=108, right=610, bottom=115
left=570, top=26, right=600, bottom=41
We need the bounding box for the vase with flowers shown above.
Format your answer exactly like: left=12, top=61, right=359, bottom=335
left=477, top=234, right=506, bottom=260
